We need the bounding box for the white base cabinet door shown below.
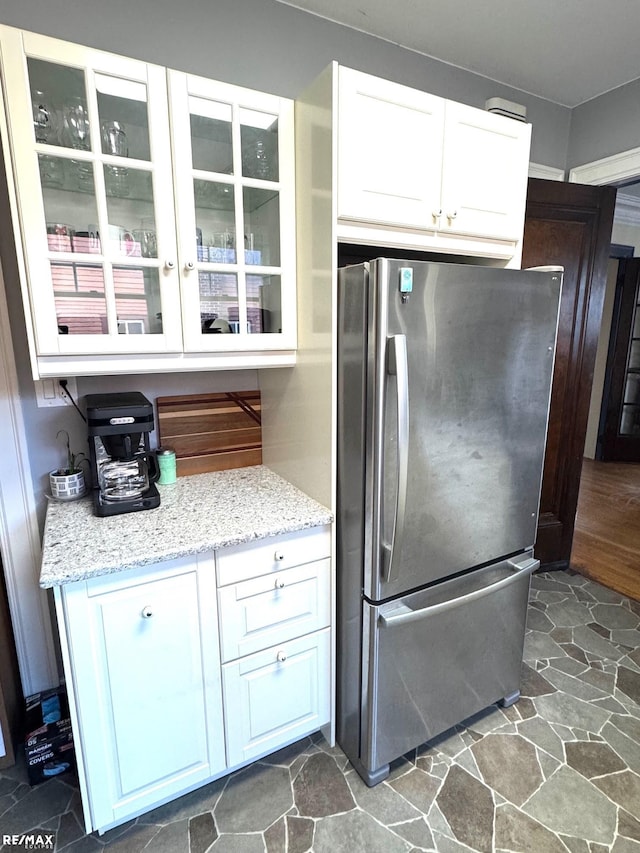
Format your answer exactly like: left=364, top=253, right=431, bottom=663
left=222, top=628, right=331, bottom=767
left=218, top=558, right=331, bottom=662
left=57, top=555, right=225, bottom=834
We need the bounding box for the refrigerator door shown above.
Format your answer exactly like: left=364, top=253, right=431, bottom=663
left=360, top=551, right=537, bottom=781
left=366, top=259, right=561, bottom=601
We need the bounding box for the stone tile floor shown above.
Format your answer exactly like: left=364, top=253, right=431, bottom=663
left=1, top=569, right=640, bottom=852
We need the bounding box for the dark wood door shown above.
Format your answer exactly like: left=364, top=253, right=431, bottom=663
left=522, top=179, right=616, bottom=569
left=600, top=258, right=640, bottom=460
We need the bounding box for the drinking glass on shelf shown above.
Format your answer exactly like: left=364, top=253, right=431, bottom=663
left=63, top=97, right=91, bottom=150
left=32, top=91, right=54, bottom=144
left=63, top=97, right=92, bottom=189
left=102, top=121, right=129, bottom=197
left=132, top=219, right=157, bottom=258
left=70, top=159, right=94, bottom=193
left=101, top=121, right=128, bottom=157
left=104, top=165, right=130, bottom=198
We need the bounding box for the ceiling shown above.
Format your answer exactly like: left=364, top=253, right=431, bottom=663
left=275, top=0, right=640, bottom=108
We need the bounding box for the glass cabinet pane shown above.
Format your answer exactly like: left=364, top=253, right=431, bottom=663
left=199, top=272, right=239, bottom=333
left=243, top=187, right=280, bottom=266
left=28, top=59, right=89, bottom=149
left=41, top=156, right=100, bottom=252
left=240, top=109, right=278, bottom=181
left=96, top=74, right=151, bottom=162
left=104, top=167, right=156, bottom=255
left=247, top=274, right=281, bottom=334
left=189, top=99, right=233, bottom=174
left=114, top=267, right=163, bottom=334
left=52, top=263, right=107, bottom=334
left=194, top=180, right=236, bottom=261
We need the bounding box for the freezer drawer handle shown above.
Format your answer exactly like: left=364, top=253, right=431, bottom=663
left=382, top=334, right=409, bottom=584
left=379, top=556, right=539, bottom=627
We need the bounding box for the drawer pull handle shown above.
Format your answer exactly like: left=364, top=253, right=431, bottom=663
left=274, top=578, right=285, bottom=589
left=274, top=550, right=285, bottom=562
left=141, top=605, right=153, bottom=619
left=277, top=651, right=287, bottom=662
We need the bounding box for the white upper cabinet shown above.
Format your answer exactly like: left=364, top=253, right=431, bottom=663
left=440, top=101, right=531, bottom=241
left=338, top=67, right=445, bottom=229
left=336, top=66, right=531, bottom=258
left=0, top=26, right=296, bottom=377
left=169, top=71, right=296, bottom=354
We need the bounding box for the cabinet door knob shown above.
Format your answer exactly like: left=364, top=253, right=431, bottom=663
left=141, top=605, right=153, bottom=619
left=184, top=260, right=195, bottom=271
left=164, top=259, right=176, bottom=270
left=274, top=550, right=285, bottom=562
left=432, top=208, right=442, bottom=221
left=274, top=578, right=285, bottom=589
left=276, top=650, right=287, bottom=662
left=447, top=210, right=458, bottom=222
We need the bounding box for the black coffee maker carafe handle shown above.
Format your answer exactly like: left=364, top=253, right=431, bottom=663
left=133, top=450, right=160, bottom=483
left=146, top=451, right=160, bottom=483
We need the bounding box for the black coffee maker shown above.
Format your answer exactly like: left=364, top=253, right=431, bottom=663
left=85, top=392, right=160, bottom=517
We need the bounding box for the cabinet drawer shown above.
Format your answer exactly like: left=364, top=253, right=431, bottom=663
left=222, top=628, right=330, bottom=767
left=218, top=558, right=330, bottom=662
left=216, top=525, right=331, bottom=586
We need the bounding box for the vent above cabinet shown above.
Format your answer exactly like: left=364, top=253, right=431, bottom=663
left=484, top=97, right=527, bottom=122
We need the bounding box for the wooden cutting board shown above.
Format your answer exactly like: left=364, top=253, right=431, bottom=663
left=156, top=391, right=262, bottom=477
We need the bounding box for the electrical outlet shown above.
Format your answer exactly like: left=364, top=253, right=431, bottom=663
left=35, top=377, right=79, bottom=408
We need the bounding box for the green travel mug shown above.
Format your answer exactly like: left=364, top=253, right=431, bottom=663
left=157, top=447, right=177, bottom=485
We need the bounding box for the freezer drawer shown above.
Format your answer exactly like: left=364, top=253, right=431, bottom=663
left=361, top=553, right=536, bottom=779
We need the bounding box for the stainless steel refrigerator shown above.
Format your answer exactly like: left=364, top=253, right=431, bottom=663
left=337, top=258, right=562, bottom=786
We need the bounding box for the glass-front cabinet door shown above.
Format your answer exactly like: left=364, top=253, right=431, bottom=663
left=0, top=28, right=182, bottom=359
left=168, top=71, right=296, bottom=352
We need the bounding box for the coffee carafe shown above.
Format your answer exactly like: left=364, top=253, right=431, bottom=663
left=85, top=392, right=160, bottom=517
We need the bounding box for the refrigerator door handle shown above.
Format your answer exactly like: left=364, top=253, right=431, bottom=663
left=379, top=555, right=539, bottom=627
left=382, top=334, right=410, bottom=584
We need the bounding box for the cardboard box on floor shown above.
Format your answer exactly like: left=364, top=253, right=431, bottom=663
left=24, top=686, right=75, bottom=785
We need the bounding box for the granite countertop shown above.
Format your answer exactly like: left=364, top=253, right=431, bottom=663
left=40, top=465, right=333, bottom=588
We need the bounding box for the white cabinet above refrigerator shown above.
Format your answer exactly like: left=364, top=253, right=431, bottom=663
left=336, top=65, right=532, bottom=262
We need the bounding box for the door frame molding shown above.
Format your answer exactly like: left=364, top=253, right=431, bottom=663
left=0, top=256, right=58, bottom=695
left=571, top=149, right=640, bottom=464
left=0, top=77, right=58, bottom=695
left=570, top=147, right=640, bottom=186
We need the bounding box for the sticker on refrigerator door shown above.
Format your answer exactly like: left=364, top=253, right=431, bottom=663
left=399, top=267, right=413, bottom=303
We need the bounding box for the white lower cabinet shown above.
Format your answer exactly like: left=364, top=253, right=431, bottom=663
left=56, top=554, right=225, bottom=834
left=217, top=526, right=332, bottom=767
left=54, top=524, right=332, bottom=835
left=222, top=629, right=331, bottom=766
left=218, top=558, right=331, bottom=660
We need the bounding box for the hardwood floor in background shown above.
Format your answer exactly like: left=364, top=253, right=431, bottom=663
left=570, top=457, right=640, bottom=601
